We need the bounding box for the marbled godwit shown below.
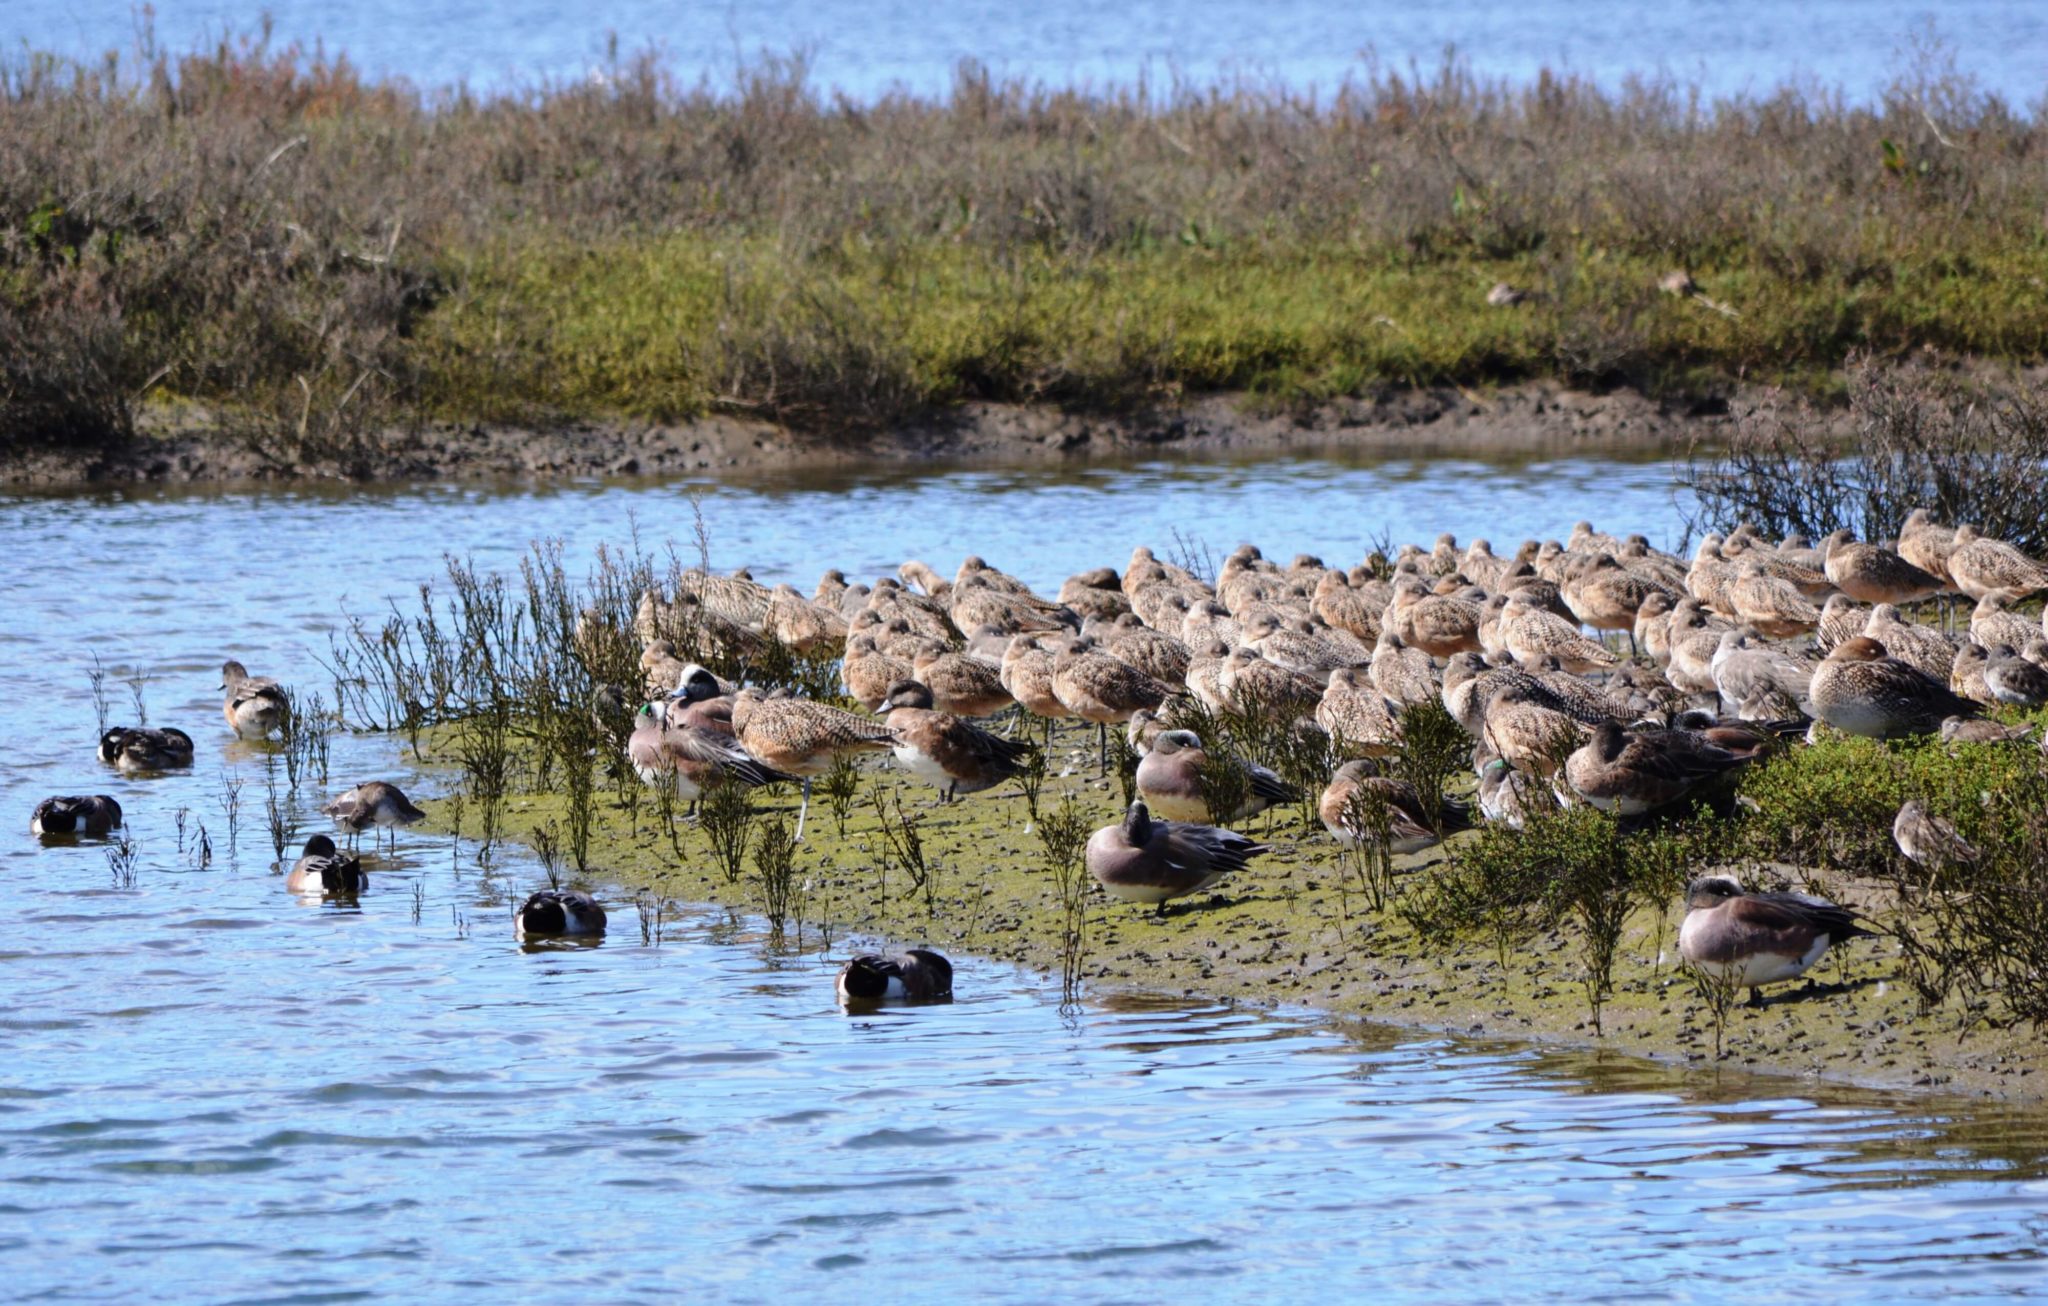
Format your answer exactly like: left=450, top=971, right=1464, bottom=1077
left=628, top=701, right=792, bottom=803
left=1946, top=525, right=2048, bottom=603
left=1386, top=577, right=1483, bottom=658
left=1822, top=536, right=1942, bottom=607
left=1051, top=640, right=1171, bottom=772
left=1728, top=560, right=1822, bottom=639
left=731, top=688, right=898, bottom=838
left=842, top=635, right=915, bottom=711
left=764, top=584, right=849, bottom=654
left=1677, top=877, right=1870, bottom=1006
left=1367, top=630, right=1438, bottom=707
left=1862, top=603, right=1957, bottom=682
left=1815, top=594, right=1871, bottom=654
left=1085, top=800, right=1268, bottom=909
left=1969, top=594, right=2037, bottom=651
left=1316, top=668, right=1400, bottom=756
left=911, top=648, right=1014, bottom=718
left=1498, top=594, right=1619, bottom=674
left=1563, top=555, right=1670, bottom=653
left=1708, top=628, right=1815, bottom=715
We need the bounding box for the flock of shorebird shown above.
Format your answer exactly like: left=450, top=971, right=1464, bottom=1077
left=34, top=507, right=2045, bottom=1008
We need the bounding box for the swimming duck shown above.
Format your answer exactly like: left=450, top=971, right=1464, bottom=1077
left=97, top=726, right=195, bottom=773
left=220, top=660, right=289, bottom=739
left=515, top=888, right=608, bottom=937
left=836, top=949, right=954, bottom=1003
left=1084, top=800, right=1269, bottom=910
left=1676, top=876, right=1872, bottom=1006
left=31, top=794, right=123, bottom=836
left=286, top=834, right=367, bottom=895
left=875, top=680, right=1035, bottom=801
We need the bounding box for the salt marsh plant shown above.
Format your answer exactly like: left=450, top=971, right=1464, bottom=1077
left=215, top=771, right=244, bottom=859
left=819, top=755, right=863, bottom=840
left=1391, top=699, right=1466, bottom=834
left=753, top=817, right=801, bottom=936
left=86, top=653, right=110, bottom=736
left=1335, top=783, right=1399, bottom=918
left=262, top=755, right=297, bottom=867
left=869, top=784, right=936, bottom=914
left=1035, top=795, right=1093, bottom=1006
left=698, top=779, right=756, bottom=885
left=104, top=832, right=138, bottom=889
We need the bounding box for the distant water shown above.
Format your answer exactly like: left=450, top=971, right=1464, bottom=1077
left=8, top=1, right=2045, bottom=106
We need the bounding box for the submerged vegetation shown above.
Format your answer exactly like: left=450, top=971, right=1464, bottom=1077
left=5, top=27, right=2047, bottom=461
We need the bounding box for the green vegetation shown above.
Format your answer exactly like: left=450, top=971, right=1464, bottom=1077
left=330, top=536, right=2048, bottom=1095
left=5, top=29, right=2046, bottom=461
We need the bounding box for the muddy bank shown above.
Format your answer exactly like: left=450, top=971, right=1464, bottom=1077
left=422, top=731, right=2048, bottom=1105
left=0, top=380, right=1788, bottom=487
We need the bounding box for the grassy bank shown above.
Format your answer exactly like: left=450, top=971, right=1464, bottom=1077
left=4, top=31, right=2047, bottom=459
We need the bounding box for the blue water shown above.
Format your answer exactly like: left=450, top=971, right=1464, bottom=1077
left=4, top=460, right=2048, bottom=1300
left=7, top=1, right=2044, bottom=106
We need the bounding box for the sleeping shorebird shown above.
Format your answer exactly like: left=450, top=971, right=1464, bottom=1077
left=730, top=688, right=896, bottom=839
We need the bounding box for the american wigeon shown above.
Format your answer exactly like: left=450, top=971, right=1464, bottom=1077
left=220, top=660, right=289, bottom=739
left=1677, top=876, right=1871, bottom=1006
left=875, top=680, right=1034, bottom=801
left=1084, top=800, right=1268, bottom=910
left=1135, top=729, right=1299, bottom=824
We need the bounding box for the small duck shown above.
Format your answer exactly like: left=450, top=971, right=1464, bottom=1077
left=515, top=889, right=608, bottom=937
left=31, top=794, right=123, bottom=837
left=628, top=700, right=794, bottom=803
left=1809, top=636, right=1976, bottom=738
left=1892, top=799, right=1979, bottom=868
left=220, top=659, right=289, bottom=739
left=1136, top=729, right=1300, bottom=823
left=874, top=680, right=1035, bottom=801
left=1677, top=876, right=1872, bottom=1006
left=323, top=781, right=427, bottom=845
left=1318, top=760, right=1443, bottom=854
left=1084, top=800, right=1269, bottom=910
left=286, top=834, right=367, bottom=895
left=1563, top=720, right=1756, bottom=816
left=836, top=949, right=955, bottom=1004
left=97, top=726, right=195, bottom=773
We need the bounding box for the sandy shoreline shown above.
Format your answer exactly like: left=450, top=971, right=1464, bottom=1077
left=0, top=380, right=1797, bottom=487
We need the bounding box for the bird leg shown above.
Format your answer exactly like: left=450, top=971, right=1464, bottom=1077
left=795, top=776, right=812, bottom=842
left=1745, top=987, right=1766, bottom=1009
left=1097, top=721, right=1108, bottom=777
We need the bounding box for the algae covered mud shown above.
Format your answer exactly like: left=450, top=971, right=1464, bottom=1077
left=9, top=456, right=2048, bottom=1297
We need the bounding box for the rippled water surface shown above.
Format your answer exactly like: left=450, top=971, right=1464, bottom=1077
left=6, top=456, right=2048, bottom=1301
